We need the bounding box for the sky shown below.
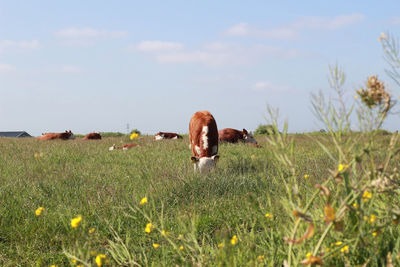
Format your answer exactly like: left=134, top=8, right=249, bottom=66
left=0, top=1, right=399, bottom=136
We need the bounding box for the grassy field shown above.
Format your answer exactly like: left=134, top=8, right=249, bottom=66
left=0, top=134, right=399, bottom=266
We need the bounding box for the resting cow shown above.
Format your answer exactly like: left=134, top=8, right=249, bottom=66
left=218, top=128, right=257, bottom=144
left=154, top=132, right=183, bottom=140
left=109, top=143, right=140, bottom=151
left=83, top=132, right=102, bottom=140
left=37, top=130, right=75, bottom=140
left=189, top=111, right=219, bottom=173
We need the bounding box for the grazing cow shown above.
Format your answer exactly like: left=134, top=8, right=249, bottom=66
left=37, top=130, right=75, bottom=140
left=83, top=132, right=102, bottom=140
left=109, top=143, right=140, bottom=151
left=218, top=128, right=257, bottom=144
left=189, top=111, right=219, bottom=173
left=154, top=132, right=183, bottom=140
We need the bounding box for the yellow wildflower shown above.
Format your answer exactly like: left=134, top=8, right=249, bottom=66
left=177, top=234, right=183, bottom=239
left=161, top=229, right=169, bottom=236
left=179, top=245, right=184, bottom=250
left=325, top=247, right=330, bottom=252
left=338, top=163, right=349, bottom=172
left=265, top=213, right=273, bottom=219
left=77, top=265, right=84, bottom=267
left=372, top=231, right=378, bottom=237
left=304, top=174, right=309, bottom=179
left=362, top=191, right=372, bottom=202
left=152, top=243, right=160, bottom=248
left=50, top=265, right=57, bottom=267
left=70, top=215, right=82, bottom=228
left=95, top=254, right=106, bottom=267
left=72, top=259, right=77, bottom=264
left=139, top=197, right=148, bottom=205
left=257, top=255, right=265, bottom=261
left=145, top=222, right=154, bottom=233
left=340, top=245, right=349, bottom=254
left=130, top=133, right=139, bottom=140
left=218, top=243, right=224, bottom=248
left=89, top=227, right=95, bottom=234
left=306, top=252, right=312, bottom=258
left=35, top=207, right=44, bottom=216
left=369, top=214, right=376, bottom=223
left=353, top=202, right=358, bottom=209
left=230, top=235, right=238, bottom=245
left=335, top=241, right=343, bottom=246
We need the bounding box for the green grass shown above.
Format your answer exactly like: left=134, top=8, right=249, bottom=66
left=0, top=135, right=398, bottom=266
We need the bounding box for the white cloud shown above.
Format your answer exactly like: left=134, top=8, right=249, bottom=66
left=54, top=27, right=128, bottom=39
left=225, top=22, right=298, bottom=40
left=252, top=81, right=292, bottom=93
left=225, top=22, right=250, bottom=36
left=224, top=13, right=365, bottom=39
left=135, top=41, right=184, bottom=52
left=0, top=40, right=40, bottom=52
left=153, top=42, right=304, bottom=67
left=292, top=13, right=365, bottom=30
left=0, top=63, right=16, bottom=73
left=60, top=65, right=83, bottom=73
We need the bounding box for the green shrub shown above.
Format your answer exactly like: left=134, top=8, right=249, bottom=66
left=130, top=129, right=141, bottom=135
left=254, top=124, right=276, bottom=136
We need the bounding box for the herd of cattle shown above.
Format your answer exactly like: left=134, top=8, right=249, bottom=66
left=36, top=111, right=260, bottom=173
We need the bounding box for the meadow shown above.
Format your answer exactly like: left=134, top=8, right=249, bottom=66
left=1, top=129, right=399, bottom=266
left=2, top=38, right=400, bottom=266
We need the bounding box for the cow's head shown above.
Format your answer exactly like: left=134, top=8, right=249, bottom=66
left=242, top=129, right=257, bottom=144
left=154, top=132, right=165, bottom=140
left=191, top=155, right=219, bottom=173
left=109, top=144, right=117, bottom=151
left=66, top=130, right=75, bottom=139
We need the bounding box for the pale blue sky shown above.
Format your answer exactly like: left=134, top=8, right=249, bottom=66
left=0, top=1, right=399, bottom=136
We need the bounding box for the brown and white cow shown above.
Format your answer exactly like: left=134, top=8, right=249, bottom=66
left=218, top=128, right=257, bottom=144
left=83, top=132, right=102, bottom=140
left=154, top=132, right=183, bottom=140
left=109, top=143, right=140, bottom=151
left=189, top=111, right=219, bottom=173
left=37, top=130, right=75, bottom=140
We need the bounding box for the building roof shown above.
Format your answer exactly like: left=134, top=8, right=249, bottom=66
left=0, top=131, right=32, bottom=138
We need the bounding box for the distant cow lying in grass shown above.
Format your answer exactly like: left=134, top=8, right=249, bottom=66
left=154, top=132, right=183, bottom=140
left=109, top=143, right=140, bottom=151
left=37, top=130, right=75, bottom=140
left=218, top=128, right=257, bottom=144
left=83, top=132, right=102, bottom=140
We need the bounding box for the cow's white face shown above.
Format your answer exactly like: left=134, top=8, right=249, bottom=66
left=244, top=133, right=257, bottom=144
left=109, top=144, right=116, bottom=151
left=192, top=155, right=219, bottom=173
left=154, top=134, right=164, bottom=140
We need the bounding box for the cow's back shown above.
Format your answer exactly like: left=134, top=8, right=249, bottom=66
left=218, top=128, right=243, bottom=143
left=189, top=111, right=218, bottom=158
left=83, top=133, right=101, bottom=140
left=37, top=133, right=58, bottom=140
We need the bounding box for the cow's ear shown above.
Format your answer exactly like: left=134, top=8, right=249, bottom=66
left=191, top=157, right=199, bottom=164
left=243, top=129, right=248, bottom=134
left=212, top=155, right=220, bottom=162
